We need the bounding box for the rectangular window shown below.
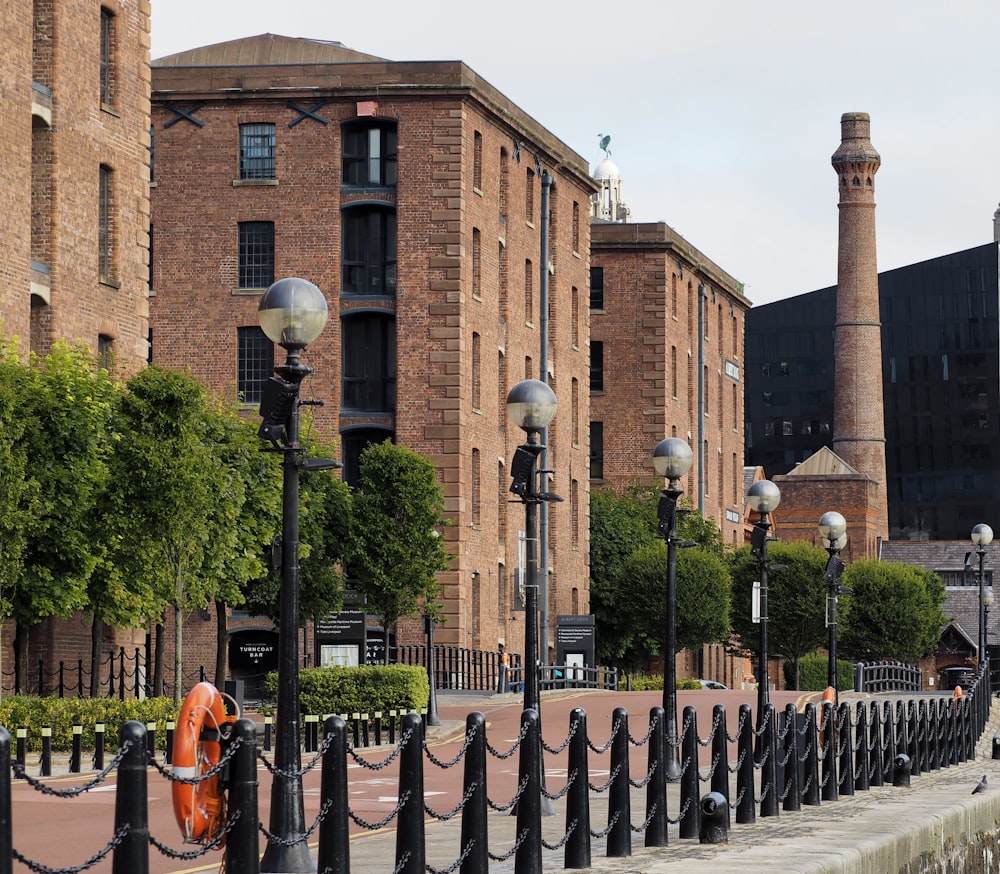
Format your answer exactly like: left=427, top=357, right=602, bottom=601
left=343, top=123, right=397, bottom=186
left=571, top=378, right=579, bottom=445
left=471, top=228, right=482, bottom=299
left=473, top=131, right=483, bottom=191
left=671, top=346, right=678, bottom=398
left=97, top=335, right=112, bottom=371
left=471, top=448, right=481, bottom=526
left=100, top=8, right=114, bottom=106
left=237, top=326, right=274, bottom=405
left=525, top=167, right=535, bottom=222
left=342, top=314, right=397, bottom=412
left=572, top=201, right=580, bottom=253
left=571, top=286, right=580, bottom=347
left=98, top=165, right=114, bottom=281
left=342, top=208, right=396, bottom=294
left=239, top=123, right=276, bottom=180
left=590, top=267, right=604, bottom=310
left=590, top=341, right=604, bottom=392
left=238, top=221, right=275, bottom=289
left=524, top=259, right=533, bottom=322
left=471, top=332, right=481, bottom=410
left=589, top=422, right=604, bottom=479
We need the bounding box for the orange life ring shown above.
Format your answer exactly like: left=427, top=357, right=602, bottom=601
left=172, top=681, right=229, bottom=844
left=954, top=685, right=965, bottom=701
left=818, top=685, right=837, bottom=748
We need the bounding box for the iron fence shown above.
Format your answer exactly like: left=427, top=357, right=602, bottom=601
left=0, top=660, right=990, bottom=873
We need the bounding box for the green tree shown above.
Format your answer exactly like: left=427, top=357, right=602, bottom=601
left=104, top=366, right=228, bottom=700
left=839, top=560, right=947, bottom=662
left=240, top=432, right=352, bottom=628
left=5, top=342, right=117, bottom=692
left=616, top=542, right=731, bottom=661
left=350, top=441, right=450, bottom=663
left=590, top=485, right=725, bottom=668
left=729, top=540, right=829, bottom=689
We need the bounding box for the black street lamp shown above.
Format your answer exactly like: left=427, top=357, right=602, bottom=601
left=257, top=277, right=335, bottom=874
left=652, top=436, right=693, bottom=781
left=747, top=479, right=780, bottom=730
left=818, top=511, right=848, bottom=699
left=972, top=523, right=994, bottom=688
left=506, top=379, right=558, bottom=717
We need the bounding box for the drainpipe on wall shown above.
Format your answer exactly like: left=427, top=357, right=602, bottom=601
left=539, top=170, right=554, bottom=667
left=697, top=282, right=706, bottom=515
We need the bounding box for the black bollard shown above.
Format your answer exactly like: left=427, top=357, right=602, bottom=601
left=70, top=725, right=82, bottom=774
left=644, top=706, right=667, bottom=849
left=837, top=703, right=854, bottom=797
left=39, top=727, right=51, bottom=777
left=225, top=718, right=260, bottom=874
left=606, top=707, right=631, bottom=857
left=802, top=704, right=820, bottom=807
left=854, top=702, right=870, bottom=792
left=760, top=704, right=779, bottom=818
left=892, top=752, right=911, bottom=787
left=460, top=712, right=489, bottom=874
left=992, top=734, right=1000, bottom=760
left=317, top=715, right=349, bottom=874
left=395, top=712, right=426, bottom=874
left=735, top=704, right=755, bottom=825
left=165, top=720, right=174, bottom=765
left=565, top=708, right=592, bottom=867
left=679, top=705, right=701, bottom=837
left=93, top=723, right=105, bottom=771
left=906, top=701, right=920, bottom=777
left=869, top=704, right=884, bottom=787
left=821, top=701, right=838, bottom=802
left=14, top=730, right=25, bottom=778
left=929, top=700, right=941, bottom=771
left=782, top=704, right=800, bottom=812
left=699, top=792, right=728, bottom=844
left=0, top=727, right=12, bottom=874
left=709, top=705, right=730, bottom=828
left=514, top=709, right=542, bottom=874
left=112, top=721, right=148, bottom=874
left=145, top=722, right=157, bottom=763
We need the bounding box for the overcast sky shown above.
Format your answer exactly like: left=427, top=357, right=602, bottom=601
left=151, top=1, right=1000, bottom=306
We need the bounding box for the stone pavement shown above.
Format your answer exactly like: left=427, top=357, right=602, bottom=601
left=346, top=689, right=1000, bottom=874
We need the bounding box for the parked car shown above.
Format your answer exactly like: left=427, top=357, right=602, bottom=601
left=697, top=679, right=729, bottom=690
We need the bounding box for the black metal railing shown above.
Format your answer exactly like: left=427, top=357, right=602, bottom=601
left=0, top=659, right=990, bottom=872
left=853, top=659, right=922, bottom=693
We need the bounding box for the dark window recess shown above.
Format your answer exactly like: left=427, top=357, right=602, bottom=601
left=589, top=421, right=604, bottom=479
left=239, top=123, right=276, bottom=180
left=590, top=266, right=604, bottom=309
left=342, top=313, right=396, bottom=412
left=342, top=208, right=396, bottom=294
left=342, top=122, right=397, bottom=186
left=238, top=222, right=274, bottom=288
left=341, top=428, right=393, bottom=489
left=237, top=326, right=274, bottom=405
left=590, top=341, right=604, bottom=391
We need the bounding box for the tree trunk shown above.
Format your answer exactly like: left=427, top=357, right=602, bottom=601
left=173, top=601, right=183, bottom=703
left=214, top=599, right=227, bottom=686
left=90, top=616, right=104, bottom=697
left=153, top=616, right=165, bottom=697
left=13, top=623, right=27, bottom=695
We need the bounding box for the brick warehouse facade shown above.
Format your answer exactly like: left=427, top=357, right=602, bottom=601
left=590, top=221, right=751, bottom=547
left=0, top=1, right=151, bottom=692
left=149, top=34, right=595, bottom=667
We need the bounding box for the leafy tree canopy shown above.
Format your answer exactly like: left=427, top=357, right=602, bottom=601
left=839, top=559, right=947, bottom=662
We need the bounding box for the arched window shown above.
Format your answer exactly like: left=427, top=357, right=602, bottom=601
left=342, top=121, right=397, bottom=186
left=342, top=206, right=396, bottom=295
left=342, top=311, right=396, bottom=413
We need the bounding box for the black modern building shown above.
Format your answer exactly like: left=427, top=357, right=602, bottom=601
left=745, top=243, right=1000, bottom=541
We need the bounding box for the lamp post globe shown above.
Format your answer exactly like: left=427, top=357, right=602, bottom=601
left=258, top=276, right=329, bottom=350
left=506, top=378, right=557, bottom=433
left=652, top=436, right=693, bottom=781
left=258, top=277, right=329, bottom=873
left=747, top=479, right=781, bottom=516
left=818, top=511, right=847, bottom=550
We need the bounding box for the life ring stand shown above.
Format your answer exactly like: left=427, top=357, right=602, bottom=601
left=818, top=685, right=837, bottom=749
left=171, top=681, right=239, bottom=845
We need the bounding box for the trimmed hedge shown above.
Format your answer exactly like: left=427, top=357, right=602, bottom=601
left=787, top=653, right=855, bottom=691
left=264, top=664, right=430, bottom=717
left=0, top=695, right=179, bottom=752
left=623, top=674, right=703, bottom=692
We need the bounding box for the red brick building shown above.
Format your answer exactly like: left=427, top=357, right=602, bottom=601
left=589, top=161, right=751, bottom=547
left=0, top=0, right=151, bottom=692
left=149, top=34, right=595, bottom=670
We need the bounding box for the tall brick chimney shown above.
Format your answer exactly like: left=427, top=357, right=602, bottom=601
left=830, top=112, right=888, bottom=540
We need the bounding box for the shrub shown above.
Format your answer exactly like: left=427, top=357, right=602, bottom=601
left=788, top=653, right=854, bottom=691
left=264, top=665, right=430, bottom=716
left=0, top=696, right=179, bottom=751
